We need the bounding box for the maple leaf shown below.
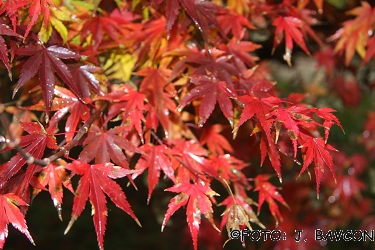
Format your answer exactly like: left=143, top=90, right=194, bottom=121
left=299, top=135, right=338, bottom=197
left=210, top=154, right=248, bottom=185
left=71, top=64, right=105, bottom=97
left=332, top=77, right=361, bottom=107
left=272, top=16, right=310, bottom=66
left=217, top=9, right=255, bottom=40
left=171, top=48, right=238, bottom=86
left=137, top=67, right=176, bottom=137
left=332, top=175, right=366, bottom=202
left=178, top=75, right=237, bottom=127
left=313, top=107, right=343, bottom=143
left=102, top=52, right=136, bottom=82
left=164, top=0, right=180, bottom=38
left=152, top=0, right=223, bottom=40
left=220, top=195, right=264, bottom=244
left=314, top=46, right=336, bottom=75
left=200, top=124, right=233, bottom=155
left=161, top=182, right=220, bottom=250
left=254, top=174, right=289, bottom=226
left=0, top=1, right=28, bottom=28
left=99, top=85, right=146, bottom=142
left=78, top=125, right=141, bottom=170
left=272, top=106, right=302, bottom=157
left=0, top=122, right=57, bottom=187
left=167, top=138, right=217, bottom=180
left=64, top=161, right=141, bottom=250
left=132, top=17, right=166, bottom=65
left=79, top=11, right=123, bottom=50
left=132, top=144, right=176, bottom=203
left=363, top=36, right=375, bottom=65
left=236, top=95, right=281, bottom=144
left=25, top=86, right=90, bottom=143
left=32, top=162, right=74, bottom=220
left=259, top=134, right=282, bottom=181
left=0, top=24, right=22, bottom=79
left=219, top=39, right=261, bottom=71
left=331, top=2, right=375, bottom=65
left=14, top=44, right=81, bottom=113
left=24, top=0, right=56, bottom=39
left=0, top=193, right=35, bottom=248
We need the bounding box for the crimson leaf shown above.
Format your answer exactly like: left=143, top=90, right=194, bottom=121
left=0, top=193, right=34, bottom=248
left=178, top=75, right=236, bottom=127
left=78, top=125, right=141, bottom=170
left=133, top=144, right=176, bottom=203
left=14, top=44, right=81, bottom=113
left=0, top=122, right=57, bottom=186
left=0, top=24, right=21, bottom=79
left=299, top=135, right=338, bottom=197
left=254, top=174, right=289, bottom=227
left=64, top=161, right=141, bottom=250
left=161, top=182, right=219, bottom=250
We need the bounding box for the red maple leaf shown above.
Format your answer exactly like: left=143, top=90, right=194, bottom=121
left=0, top=193, right=34, bottom=248
left=0, top=24, right=22, bottom=79
left=171, top=48, right=238, bottom=86
left=25, top=86, right=90, bottom=143
left=178, top=75, right=237, bottom=127
left=64, top=161, right=141, bottom=250
left=219, top=39, right=261, bottom=71
left=209, top=154, right=247, bottom=184
left=99, top=85, right=146, bottom=142
left=0, top=122, right=57, bottom=187
left=137, top=67, right=176, bottom=137
left=79, top=11, right=124, bottom=50
left=25, top=0, right=56, bottom=39
left=364, top=36, right=375, bottom=65
left=220, top=195, right=264, bottom=238
left=168, top=138, right=217, bottom=180
left=14, top=44, right=81, bottom=113
left=272, top=16, right=309, bottom=66
left=133, top=17, right=166, bottom=64
left=254, top=174, right=289, bottom=226
left=161, top=182, right=219, bottom=250
left=299, top=135, right=338, bottom=196
left=0, top=1, right=28, bottom=28
left=314, top=46, right=337, bottom=75
left=32, top=162, right=74, bottom=220
left=260, top=134, right=282, bottom=180
left=71, top=64, right=105, bottom=98
left=152, top=0, right=223, bottom=40
left=333, top=175, right=366, bottom=202
left=200, top=124, right=233, bottom=155
left=313, top=107, right=343, bottom=142
left=133, top=144, right=176, bottom=203
left=272, top=105, right=302, bottom=157
left=236, top=95, right=281, bottom=144
left=217, top=9, right=255, bottom=40
left=78, top=125, right=141, bottom=170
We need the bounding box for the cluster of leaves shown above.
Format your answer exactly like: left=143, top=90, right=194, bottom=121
left=0, top=0, right=374, bottom=249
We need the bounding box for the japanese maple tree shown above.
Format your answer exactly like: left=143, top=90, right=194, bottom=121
left=0, top=0, right=374, bottom=249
